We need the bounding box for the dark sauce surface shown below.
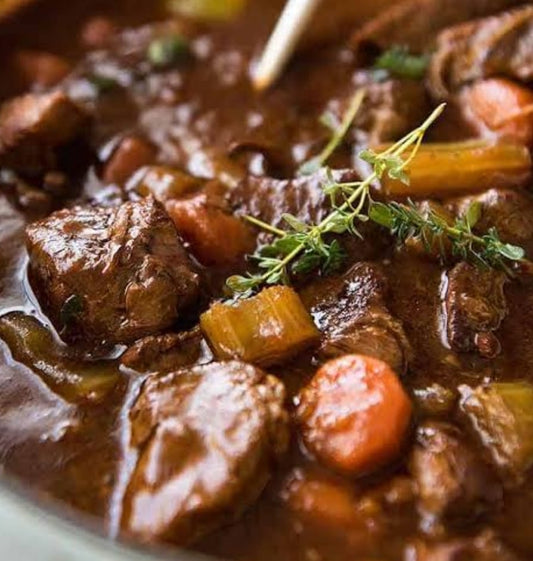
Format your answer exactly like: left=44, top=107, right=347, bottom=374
left=1, top=1, right=533, bottom=560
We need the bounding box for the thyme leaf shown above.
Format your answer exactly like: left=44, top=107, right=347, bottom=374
left=227, top=103, right=446, bottom=297
left=369, top=200, right=525, bottom=273
left=374, top=46, right=430, bottom=80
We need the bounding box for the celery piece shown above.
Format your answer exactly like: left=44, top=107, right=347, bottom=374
left=168, top=0, right=246, bottom=21
left=200, top=286, right=320, bottom=366
left=371, top=141, right=532, bottom=198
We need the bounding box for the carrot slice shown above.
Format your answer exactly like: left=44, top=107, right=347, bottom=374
left=461, top=78, right=533, bottom=147
left=167, top=192, right=254, bottom=266
left=103, top=136, right=156, bottom=186
left=297, top=354, right=412, bottom=476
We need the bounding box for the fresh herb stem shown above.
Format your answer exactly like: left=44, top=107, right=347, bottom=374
left=243, top=215, right=286, bottom=237
left=370, top=200, right=525, bottom=274
left=298, top=89, right=366, bottom=176
left=227, top=103, right=446, bottom=297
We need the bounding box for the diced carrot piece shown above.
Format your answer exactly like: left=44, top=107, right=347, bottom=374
left=166, top=191, right=254, bottom=266
left=283, top=470, right=363, bottom=529
left=461, top=78, right=533, bottom=147
left=297, top=354, right=412, bottom=476
left=131, top=165, right=200, bottom=202
left=14, top=50, right=71, bottom=89
left=103, top=136, right=156, bottom=186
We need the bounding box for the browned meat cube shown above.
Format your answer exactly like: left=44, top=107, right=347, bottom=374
left=411, top=530, right=521, bottom=561
left=301, top=262, right=412, bottom=374
left=26, top=197, right=199, bottom=345
left=0, top=91, right=88, bottom=175
left=453, top=189, right=533, bottom=246
left=428, top=6, right=533, bottom=99
left=348, top=75, right=430, bottom=145
left=444, top=262, right=507, bottom=357
left=121, top=361, right=289, bottom=545
left=350, top=0, right=524, bottom=57
left=230, top=171, right=387, bottom=263
left=409, top=422, right=501, bottom=532
left=121, top=327, right=212, bottom=373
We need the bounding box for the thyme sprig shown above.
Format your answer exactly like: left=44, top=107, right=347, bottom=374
left=298, top=89, right=366, bottom=176
left=227, top=103, right=446, bottom=297
left=370, top=200, right=525, bottom=274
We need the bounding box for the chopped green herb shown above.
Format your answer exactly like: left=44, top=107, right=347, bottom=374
left=148, top=34, right=190, bottom=68
left=374, top=46, right=429, bottom=80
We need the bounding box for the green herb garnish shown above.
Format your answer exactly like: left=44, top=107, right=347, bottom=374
left=227, top=103, right=446, bottom=297
left=374, top=46, right=429, bottom=80
left=298, top=89, right=366, bottom=176
left=370, top=200, right=525, bottom=274
left=148, top=34, right=190, bottom=68
left=87, top=74, right=118, bottom=94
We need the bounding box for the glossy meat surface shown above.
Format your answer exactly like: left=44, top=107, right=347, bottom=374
left=26, top=197, right=199, bottom=344
left=122, top=361, right=288, bottom=544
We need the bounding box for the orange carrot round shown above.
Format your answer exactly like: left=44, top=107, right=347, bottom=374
left=461, top=78, right=533, bottom=146
left=297, top=354, right=412, bottom=477
left=167, top=192, right=254, bottom=266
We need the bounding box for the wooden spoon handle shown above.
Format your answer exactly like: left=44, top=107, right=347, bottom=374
left=252, top=0, right=322, bottom=91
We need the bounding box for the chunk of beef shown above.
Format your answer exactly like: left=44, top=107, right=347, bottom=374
left=444, top=263, right=507, bottom=357
left=410, top=530, right=521, bottom=561
left=121, top=327, right=212, bottom=373
left=336, top=74, right=430, bottom=145
left=409, top=422, right=501, bottom=533
left=452, top=189, right=533, bottom=246
left=230, top=170, right=341, bottom=229
left=26, top=197, right=199, bottom=345
left=350, top=0, right=525, bottom=58
left=413, top=384, right=458, bottom=417
left=121, top=361, right=288, bottom=545
left=0, top=91, right=88, bottom=175
left=428, top=6, right=533, bottom=99
left=301, top=263, right=411, bottom=374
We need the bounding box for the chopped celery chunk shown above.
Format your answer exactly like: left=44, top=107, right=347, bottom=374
left=372, top=141, right=532, bottom=198
left=460, top=382, right=533, bottom=478
left=168, top=0, right=246, bottom=21
left=200, top=286, right=320, bottom=366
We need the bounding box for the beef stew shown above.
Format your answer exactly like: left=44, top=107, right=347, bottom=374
left=1, top=1, right=533, bottom=560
